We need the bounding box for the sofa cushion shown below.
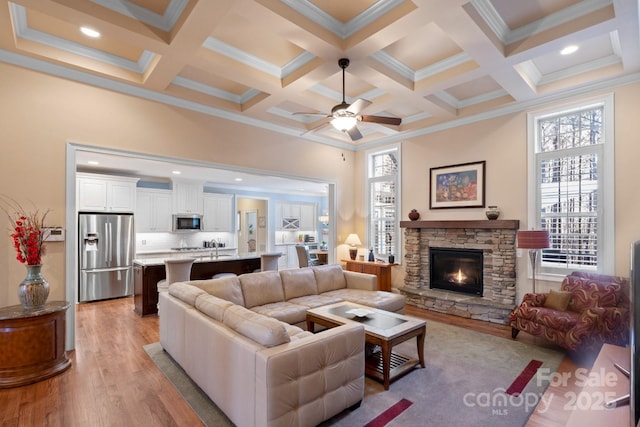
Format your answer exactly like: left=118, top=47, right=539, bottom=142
left=188, top=276, right=245, bottom=306
left=280, top=268, right=318, bottom=300
left=528, top=307, right=580, bottom=332
left=562, top=274, right=625, bottom=311
left=324, top=289, right=405, bottom=313
left=250, top=301, right=310, bottom=325
left=195, top=294, right=234, bottom=322
left=288, top=294, right=344, bottom=308
left=544, top=289, right=572, bottom=311
left=223, top=305, right=290, bottom=348
left=283, top=323, right=313, bottom=341
left=313, top=264, right=346, bottom=293
left=239, top=271, right=285, bottom=309
left=168, top=282, right=208, bottom=306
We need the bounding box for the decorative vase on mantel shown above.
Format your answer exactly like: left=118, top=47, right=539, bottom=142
left=18, top=264, right=50, bottom=309
left=485, top=205, right=500, bottom=220
left=408, top=209, right=420, bottom=221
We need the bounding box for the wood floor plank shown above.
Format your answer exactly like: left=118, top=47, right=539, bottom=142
left=0, top=296, right=591, bottom=426
left=0, top=297, right=203, bottom=427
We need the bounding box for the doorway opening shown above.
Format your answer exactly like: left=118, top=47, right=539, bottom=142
left=238, top=198, right=267, bottom=253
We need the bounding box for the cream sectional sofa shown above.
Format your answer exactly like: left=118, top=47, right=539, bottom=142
left=186, top=264, right=405, bottom=328
left=159, top=264, right=405, bottom=427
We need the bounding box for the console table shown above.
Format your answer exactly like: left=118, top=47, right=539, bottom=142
left=0, top=301, right=71, bottom=388
left=342, top=259, right=395, bottom=291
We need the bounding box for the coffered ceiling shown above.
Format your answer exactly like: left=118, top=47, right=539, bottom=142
left=1, top=0, right=638, bottom=150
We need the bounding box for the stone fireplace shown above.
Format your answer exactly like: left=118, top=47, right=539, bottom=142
left=399, top=220, right=519, bottom=324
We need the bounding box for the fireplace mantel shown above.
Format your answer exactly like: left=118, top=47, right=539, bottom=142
left=400, top=219, right=519, bottom=230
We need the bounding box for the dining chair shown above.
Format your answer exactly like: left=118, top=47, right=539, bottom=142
left=295, top=244, right=318, bottom=268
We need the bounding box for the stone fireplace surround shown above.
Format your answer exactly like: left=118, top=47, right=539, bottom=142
left=399, top=220, right=519, bottom=324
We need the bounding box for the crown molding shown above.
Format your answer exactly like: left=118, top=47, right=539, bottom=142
left=90, top=0, right=187, bottom=32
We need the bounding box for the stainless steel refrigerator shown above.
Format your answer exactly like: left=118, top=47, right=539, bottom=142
left=78, top=213, right=134, bottom=302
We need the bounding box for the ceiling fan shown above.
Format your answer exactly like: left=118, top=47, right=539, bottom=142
left=294, top=58, right=401, bottom=141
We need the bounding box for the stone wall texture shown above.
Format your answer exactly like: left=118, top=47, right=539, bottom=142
left=401, top=225, right=517, bottom=324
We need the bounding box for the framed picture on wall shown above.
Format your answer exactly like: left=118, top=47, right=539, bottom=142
left=429, top=161, right=485, bottom=209
left=258, top=216, right=266, bottom=228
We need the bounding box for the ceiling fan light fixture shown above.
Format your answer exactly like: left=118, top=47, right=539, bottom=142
left=331, top=116, right=357, bottom=131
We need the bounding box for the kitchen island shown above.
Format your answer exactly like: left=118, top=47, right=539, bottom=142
left=133, top=254, right=260, bottom=316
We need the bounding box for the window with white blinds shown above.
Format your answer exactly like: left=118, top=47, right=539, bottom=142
left=366, top=145, right=400, bottom=259
left=529, top=95, right=614, bottom=275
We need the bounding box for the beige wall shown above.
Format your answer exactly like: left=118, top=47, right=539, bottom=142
left=0, top=62, right=357, bottom=307
left=1, top=60, right=638, bottom=308
left=379, top=82, right=640, bottom=298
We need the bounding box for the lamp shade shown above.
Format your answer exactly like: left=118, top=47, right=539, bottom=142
left=344, top=233, right=362, bottom=246
left=517, top=230, right=550, bottom=249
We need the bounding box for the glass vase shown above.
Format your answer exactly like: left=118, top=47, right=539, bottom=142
left=18, top=264, right=50, bottom=309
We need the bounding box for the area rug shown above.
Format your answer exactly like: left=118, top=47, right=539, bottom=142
left=144, top=320, right=563, bottom=427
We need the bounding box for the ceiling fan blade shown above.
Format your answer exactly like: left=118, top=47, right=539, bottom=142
left=346, top=125, right=363, bottom=141
left=302, top=119, right=331, bottom=136
left=346, top=99, right=371, bottom=115
left=359, top=115, right=401, bottom=126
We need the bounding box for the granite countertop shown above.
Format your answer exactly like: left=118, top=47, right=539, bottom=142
left=136, top=247, right=237, bottom=255
left=133, top=252, right=260, bottom=267
left=0, top=301, right=70, bottom=320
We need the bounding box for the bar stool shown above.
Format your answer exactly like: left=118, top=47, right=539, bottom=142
left=260, top=252, right=282, bottom=271
left=157, top=258, right=195, bottom=310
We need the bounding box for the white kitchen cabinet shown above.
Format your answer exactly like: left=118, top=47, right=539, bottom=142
left=277, top=244, right=300, bottom=269
left=77, top=173, right=138, bottom=212
left=299, top=203, right=316, bottom=230
left=136, top=189, right=172, bottom=232
left=172, top=180, right=203, bottom=214
left=203, top=193, right=234, bottom=232
left=276, top=202, right=316, bottom=231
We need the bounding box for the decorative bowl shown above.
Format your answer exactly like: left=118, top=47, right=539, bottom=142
left=346, top=308, right=373, bottom=318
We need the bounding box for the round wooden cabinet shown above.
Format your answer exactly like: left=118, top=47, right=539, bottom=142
left=0, top=301, right=71, bottom=388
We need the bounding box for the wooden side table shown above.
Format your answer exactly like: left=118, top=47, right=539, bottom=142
left=0, top=301, right=71, bottom=388
left=342, top=259, right=395, bottom=291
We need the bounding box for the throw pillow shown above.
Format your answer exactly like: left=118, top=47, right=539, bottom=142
left=544, top=289, right=572, bottom=311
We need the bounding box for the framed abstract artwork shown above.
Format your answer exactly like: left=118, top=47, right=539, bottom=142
left=429, top=161, right=485, bottom=209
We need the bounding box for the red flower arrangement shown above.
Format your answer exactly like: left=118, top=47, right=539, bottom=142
left=1, top=196, right=50, bottom=265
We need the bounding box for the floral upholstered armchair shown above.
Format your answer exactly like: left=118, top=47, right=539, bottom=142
left=509, top=272, right=629, bottom=354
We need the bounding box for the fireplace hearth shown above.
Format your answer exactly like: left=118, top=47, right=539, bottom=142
left=430, top=247, right=483, bottom=296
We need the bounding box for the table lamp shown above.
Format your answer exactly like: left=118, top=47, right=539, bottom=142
left=517, top=230, right=550, bottom=293
left=344, top=233, right=362, bottom=260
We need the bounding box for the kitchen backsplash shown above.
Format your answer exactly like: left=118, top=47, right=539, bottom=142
left=136, top=232, right=235, bottom=252
left=275, top=230, right=319, bottom=245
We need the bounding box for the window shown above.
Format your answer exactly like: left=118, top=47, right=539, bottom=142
left=527, top=94, right=614, bottom=276
left=366, top=145, right=401, bottom=260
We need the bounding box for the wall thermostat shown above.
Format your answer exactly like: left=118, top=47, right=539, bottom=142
left=44, top=227, right=65, bottom=242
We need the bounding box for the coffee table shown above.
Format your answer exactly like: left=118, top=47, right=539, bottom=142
left=306, top=302, right=426, bottom=390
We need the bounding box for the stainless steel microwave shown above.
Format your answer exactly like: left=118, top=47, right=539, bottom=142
left=173, top=214, right=202, bottom=232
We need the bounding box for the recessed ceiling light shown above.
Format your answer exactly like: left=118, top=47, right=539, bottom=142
left=234, top=178, right=243, bottom=182
left=87, top=160, right=99, bottom=165
left=172, top=170, right=181, bottom=175
left=560, top=45, right=578, bottom=55
left=80, top=27, right=101, bottom=38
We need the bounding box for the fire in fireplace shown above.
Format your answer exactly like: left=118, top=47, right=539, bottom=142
left=430, top=247, right=483, bottom=296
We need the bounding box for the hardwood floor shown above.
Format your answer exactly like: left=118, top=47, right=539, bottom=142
left=0, top=297, right=203, bottom=427
left=0, top=298, right=591, bottom=426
